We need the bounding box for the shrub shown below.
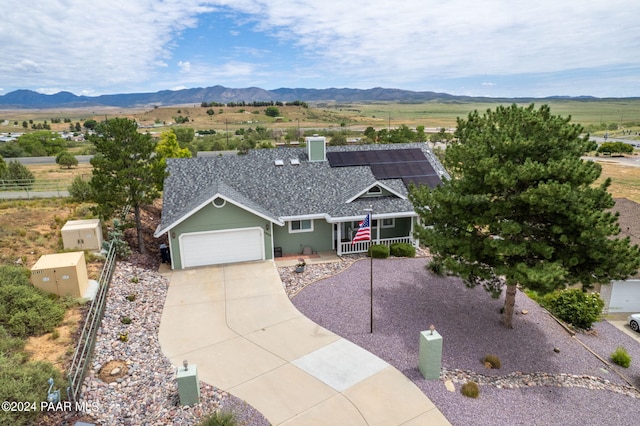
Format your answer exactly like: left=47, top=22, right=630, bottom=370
left=103, top=218, right=131, bottom=259
left=611, top=346, right=631, bottom=368
left=542, top=289, right=604, bottom=330
left=1, top=161, right=35, bottom=189
left=460, top=381, right=480, bottom=398
left=482, top=354, right=501, bottom=369
left=0, top=353, right=66, bottom=426
left=390, top=242, right=416, bottom=257
left=0, top=266, right=65, bottom=338
left=55, top=151, right=78, bottom=169
left=199, top=410, right=237, bottom=426
left=68, top=175, right=92, bottom=202
left=120, top=316, right=132, bottom=325
left=126, top=293, right=136, bottom=302
left=368, top=244, right=390, bottom=259
left=427, top=258, right=444, bottom=275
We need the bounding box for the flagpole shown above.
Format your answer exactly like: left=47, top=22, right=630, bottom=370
left=365, top=208, right=373, bottom=333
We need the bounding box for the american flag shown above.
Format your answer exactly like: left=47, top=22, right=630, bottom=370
left=352, top=213, right=371, bottom=244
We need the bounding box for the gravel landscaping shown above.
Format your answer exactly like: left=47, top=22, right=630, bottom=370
left=72, top=254, right=639, bottom=425
left=290, top=257, right=640, bottom=426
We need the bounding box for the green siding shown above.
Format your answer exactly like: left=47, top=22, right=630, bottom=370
left=379, top=217, right=412, bottom=239
left=273, top=219, right=333, bottom=255
left=168, top=199, right=273, bottom=269
left=308, top=139, right=326, bottom=161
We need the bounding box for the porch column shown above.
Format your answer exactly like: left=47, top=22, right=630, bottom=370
left=411, top=216, right=418, bottom=247
left=336, top=222, right=342, bottom=256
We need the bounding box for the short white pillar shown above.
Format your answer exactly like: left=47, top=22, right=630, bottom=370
left=418, top=329, right=442, bottom=380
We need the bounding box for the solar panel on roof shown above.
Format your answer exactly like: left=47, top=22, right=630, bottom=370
left=327, top=148, right=442, bottom=188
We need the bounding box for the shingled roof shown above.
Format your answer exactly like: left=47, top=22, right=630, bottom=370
left=155, top=143, right=447, bottom=237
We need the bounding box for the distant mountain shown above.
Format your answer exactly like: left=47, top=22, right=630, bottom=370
left=0, top=85, right=627, bottom=109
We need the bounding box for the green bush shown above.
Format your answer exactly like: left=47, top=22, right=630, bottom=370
left=368, top=244, right=390, bottom=259
left=611, top=346, right=631, bottom=368
left=542, top=288, right=604, bottom=330
left=0, top=266, right=65, bottom=338
left=68, top=175, right=92, bottom=202
left=390, top=242, right=416, bottom=257
left=460, top=381, right=480, bottom=398
left=482, top=354, right=501, bottom=369
left=199, top=410, right=237, bottom=426
left=0, top=327, right=65, bottom=425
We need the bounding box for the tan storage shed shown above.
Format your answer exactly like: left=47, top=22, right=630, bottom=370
left=30, top=252, right=88, bottom=298
left=61, top=219, right=103, bottom=251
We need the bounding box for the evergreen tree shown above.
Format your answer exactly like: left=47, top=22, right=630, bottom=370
left=90, top=118, right=164, bottom=254
left=410, top=104, right=640, bottom=328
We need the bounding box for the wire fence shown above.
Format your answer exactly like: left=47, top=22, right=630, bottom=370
left=67, top=240, right=117, bottom=403
left=0, top=178, right=74, bottom=198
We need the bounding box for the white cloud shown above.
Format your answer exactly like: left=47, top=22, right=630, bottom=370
left=0, top=0, right=638, bottom=96
left=0, top=0, right=217, bottom=94
left=482, top=83, right=497, bottom=87
left=36, top=88, right=63, bottom=95
left=14, top=60, right=43, bottom=73
left=210, top=0, right=640, bottom=94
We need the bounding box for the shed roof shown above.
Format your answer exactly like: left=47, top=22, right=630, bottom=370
left=31, top=251, right=85, bottom=270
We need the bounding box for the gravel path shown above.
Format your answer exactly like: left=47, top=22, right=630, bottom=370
left=289, top=257, right=640, bottom=426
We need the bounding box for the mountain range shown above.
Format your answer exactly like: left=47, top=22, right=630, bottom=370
left=0, top=85, right=609, bottom=109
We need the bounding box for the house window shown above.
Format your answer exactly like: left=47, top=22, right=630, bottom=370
left=381, top=218, right=395, bottom=228
left=367, top=186, right=382, bottom=195
left=212, top=197, right=226, bottom=208
left=289, top=219, right=314, bottom=233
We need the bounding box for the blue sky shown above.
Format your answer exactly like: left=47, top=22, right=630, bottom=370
left=1, top=0, right=639, bottom=98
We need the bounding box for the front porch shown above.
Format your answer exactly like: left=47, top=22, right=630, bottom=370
left=337, top=236, right=414, bottom=256
left=333, top=215, right=417, bottom=256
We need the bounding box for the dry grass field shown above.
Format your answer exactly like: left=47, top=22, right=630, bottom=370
left=4, top=98, right=638, bottom=136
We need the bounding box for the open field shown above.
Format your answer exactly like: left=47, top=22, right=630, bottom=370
left=595, top=160, right=640, bottom=203
left=3, top=99, right=640, bottom=137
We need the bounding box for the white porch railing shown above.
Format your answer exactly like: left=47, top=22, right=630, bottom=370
left=338, top=236, right=413, bottom=256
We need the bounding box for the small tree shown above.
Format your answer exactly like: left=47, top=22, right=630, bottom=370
left=55, top=151, right=78, bottom=169
left=597, top=142, right=633, bottom=155
left=90, top=118, right=164, bottom=254
left=3, top=161, right=34, bottom=189
left=265, top=106, right=280, bottom=117
left=329, top=134, right=347, bottom=146
left=68, top=176, right=92, bottom=202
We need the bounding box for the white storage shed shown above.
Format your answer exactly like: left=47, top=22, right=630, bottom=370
left=61, top=219, right=103, bottom=251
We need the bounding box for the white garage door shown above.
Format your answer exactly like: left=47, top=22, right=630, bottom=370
left=609, top=280, right=640, bottom=313
left=180, top=227, right=264, bottom=268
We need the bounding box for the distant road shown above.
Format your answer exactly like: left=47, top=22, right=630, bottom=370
left=12, top=155, right=93, bottom=165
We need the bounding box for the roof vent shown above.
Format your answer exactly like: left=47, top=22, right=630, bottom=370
left=290, top=158, right=300, bottom=165
left=274, top=159, right=284, bottom=166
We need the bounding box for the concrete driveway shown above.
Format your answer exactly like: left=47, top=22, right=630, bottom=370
left=159, top=260, right=449, bottom=425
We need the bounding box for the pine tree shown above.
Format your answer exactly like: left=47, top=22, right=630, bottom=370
left=90, top=118, right=164, bottom=254
left=410, top=104, right=640, bottom=328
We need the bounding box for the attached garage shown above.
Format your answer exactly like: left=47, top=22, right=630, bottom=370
left=607, top=280, right=640, bottom=313
left=179, top=227, right=265, bottom=268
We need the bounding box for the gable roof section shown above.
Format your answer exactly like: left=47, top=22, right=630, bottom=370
left=156, top=143, right=448, bottom=237
left=345, top=181, right=407, bottom=203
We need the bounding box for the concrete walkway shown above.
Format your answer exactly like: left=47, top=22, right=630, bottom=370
left=159, top=260, right=450, bottom=425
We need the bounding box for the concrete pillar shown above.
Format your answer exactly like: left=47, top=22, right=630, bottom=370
left=418, top=329, right=442, bottom=380
left=177, top=364, right=200, bottom=405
